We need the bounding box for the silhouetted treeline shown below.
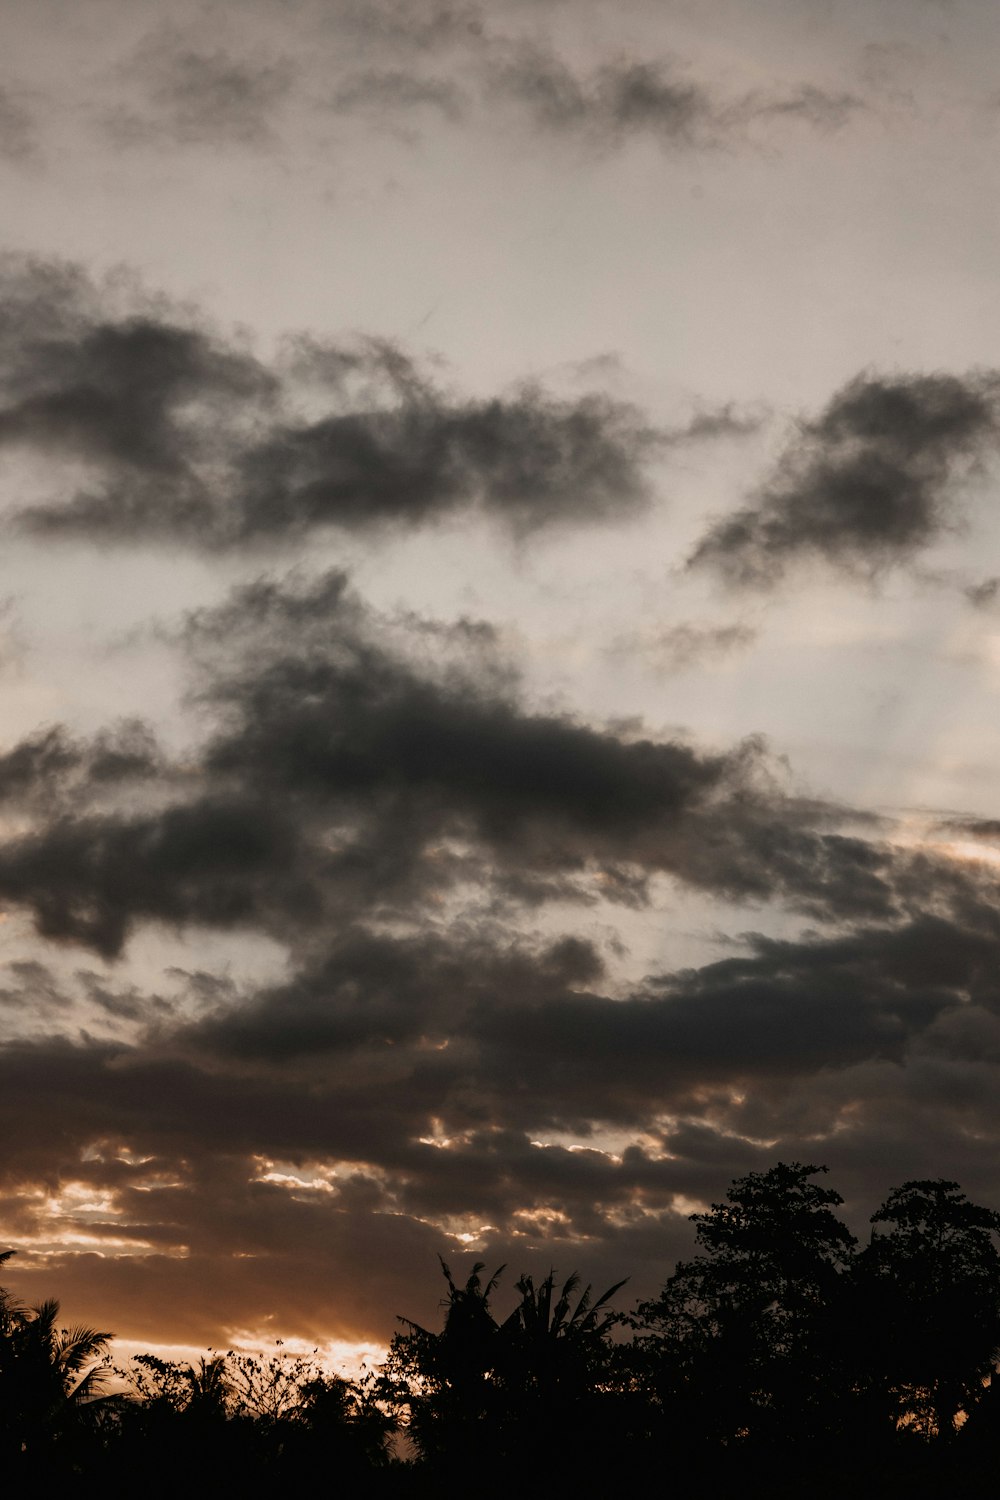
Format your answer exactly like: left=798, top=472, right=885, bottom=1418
left=7, top=1164, right=1000, bottom=1497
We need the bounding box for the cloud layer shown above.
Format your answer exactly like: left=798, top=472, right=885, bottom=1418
left=3, top=248, right=1000, bottom=1354
left=4, top=541, right=1000, bottom=1349
left=6, top=895, right=1000, bottom=1345
left=0, top=566, right=987, bottom=967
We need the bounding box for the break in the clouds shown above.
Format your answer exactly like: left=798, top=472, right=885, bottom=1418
left=690, top=372, right=1000, bottom=585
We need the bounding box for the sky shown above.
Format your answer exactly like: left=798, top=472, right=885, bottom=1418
left=3, top=0, right=1000, bottom=1361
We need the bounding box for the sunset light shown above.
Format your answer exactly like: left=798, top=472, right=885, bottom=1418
left=3, top=0, right=1000, bottom=1491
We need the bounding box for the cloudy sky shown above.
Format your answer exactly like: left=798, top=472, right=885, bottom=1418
left=3, top=0, right=1000, bottom=1363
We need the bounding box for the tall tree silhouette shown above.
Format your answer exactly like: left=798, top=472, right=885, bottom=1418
left=0, top=1251, right=113, bottom=1472
left=634, top=1162, right=857, bottom=1450
left=855, top=1180, right=1000, bottom=1440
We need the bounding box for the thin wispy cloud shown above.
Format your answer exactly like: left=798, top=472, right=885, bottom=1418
left=104, top=31, right=297, bottom=149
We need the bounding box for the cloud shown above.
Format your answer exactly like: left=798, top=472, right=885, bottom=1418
left=486, top=47, right=716, bottom=146
left=965, top=576, right=1000, bottom=608
left=105, top=33, right=296, bottom=150
left=672, top=403, right=767, bottom=442
left=331, top=69, right=467, bottom=121
left=331, top=0, right=486, bottom=52
left=185, top=571, right=917, bottom=928
left=0, top=85, right=36, bottom=162
left=0, top=259, right=660, bottom=546
left=4, top=907, right=1000, bottom=1344
left=606, top=620, right=757, bottom=674
left=0, top=721, right=162, bottom=809
left=6, top=3, right=870, bottom=171
left=234, top=381, right=657, bottom=540
left=0, top=257, right=276, bottom=541
left=689, top=371, right=1000, bottom=585
left=0, top=568, right=988, bottom=959
left=934, top=816, right=1000, bottom=842
left=181, top=918, right=973, bottom=1120
left=0, top=960, right=70, bottom=1018
left=482, top=41, right=865, bottom=150
left=742, top=83, right=863, bottom=132
left=0, top=795, right=315, bottom=960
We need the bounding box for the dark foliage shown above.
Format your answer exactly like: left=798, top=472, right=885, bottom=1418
left=632, top=1162, right=858, bottom=1451
left=6, top=1163, right=1000, bottom=1495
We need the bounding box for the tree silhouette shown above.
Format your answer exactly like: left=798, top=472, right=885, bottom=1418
left=634, top=1162, right=857, bottom=1451
left=116, top=1342, right=393, bottom=1481
left=7, top=1163, right=1000, bottom=1492
left=855, top=1180, right=1000, bottom=1440
left=498, top=1269, right=630, bottom=1473
left=382, top=1259, right=508, bottom=1469
left=384, top=1258, right=628, bottom=1483
left=0, top=1251, right=113, bottom=1473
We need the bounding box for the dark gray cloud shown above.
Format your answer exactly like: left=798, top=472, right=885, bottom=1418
left=0, top=721, right=162, bottom=809
left=0, top=960, right=69, bottom=1018
left=689, top=371, right=1000, bottom=584
left=0, top=796, right=316, bottom=960
left=5, top=907, right=1000, bottom=1343
left=0, top=568, right=988, bottom=959
left=0, top=571, right=732, bottom=953
left=234, top=383, right=657, bottom=540
left=184, top=571, right=917, bottom=929
left=0, top=259, right=661, bottom=546
left=180, top=917, right=981, bottom=1127
left=673, top=403, right=767, bottom=442
left=0, top=257, right=276, bottom=541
